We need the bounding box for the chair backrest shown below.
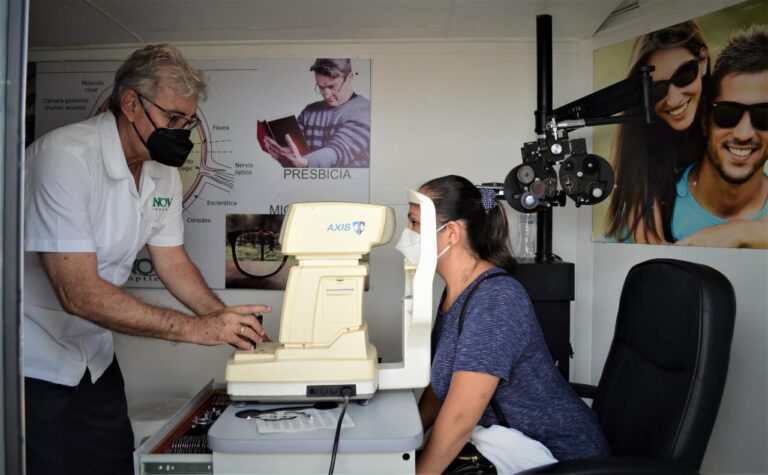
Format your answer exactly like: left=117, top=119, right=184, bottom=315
left=593, top=258, right=735, bottom=468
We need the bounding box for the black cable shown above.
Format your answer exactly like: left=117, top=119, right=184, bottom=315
left=328, top=396, right=350, bottom=475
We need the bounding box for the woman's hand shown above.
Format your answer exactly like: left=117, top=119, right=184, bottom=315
left=416, top=371, right=500, bottom=474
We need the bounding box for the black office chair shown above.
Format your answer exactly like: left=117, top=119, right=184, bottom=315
left=521, top=258, right=736, bottom=475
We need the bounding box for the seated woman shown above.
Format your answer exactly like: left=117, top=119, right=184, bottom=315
left=409, top=175, right=609, bottom=474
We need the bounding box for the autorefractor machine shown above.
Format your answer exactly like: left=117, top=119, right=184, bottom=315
left=225, top=191, right=438, bottom=401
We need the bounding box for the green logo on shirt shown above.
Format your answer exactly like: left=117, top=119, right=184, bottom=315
left=152, top=197, right=172, bottom=209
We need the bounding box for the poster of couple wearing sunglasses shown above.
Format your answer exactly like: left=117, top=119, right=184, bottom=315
left=592, top=0, right=767, bottom=249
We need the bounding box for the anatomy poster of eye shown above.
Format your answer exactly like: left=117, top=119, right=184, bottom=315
left=591, top=0, right=767, bottom=249
left=29, top=58, right=372, bottom=288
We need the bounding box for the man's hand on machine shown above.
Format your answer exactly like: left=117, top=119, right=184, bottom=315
left=190, top=304, right=272, bottom=350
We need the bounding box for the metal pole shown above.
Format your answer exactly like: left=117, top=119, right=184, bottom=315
left=535, top=15, right=552, bottom=138
left=535, top=14, right=556, bottom=262
left=3, top=0, right=29, bottom=472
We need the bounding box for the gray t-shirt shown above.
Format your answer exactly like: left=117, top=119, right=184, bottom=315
left=431, top=268, right=609, bottom=461
left=298, top=93, right=370, bottom=168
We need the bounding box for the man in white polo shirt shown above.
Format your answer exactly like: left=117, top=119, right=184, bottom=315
left=24, top=44, right=271, bottom=475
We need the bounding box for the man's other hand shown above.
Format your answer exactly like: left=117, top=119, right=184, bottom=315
left=675, top=219, right=768, bottom=249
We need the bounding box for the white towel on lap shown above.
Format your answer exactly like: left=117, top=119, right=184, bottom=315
left=470, top=425, right=557, bottom=474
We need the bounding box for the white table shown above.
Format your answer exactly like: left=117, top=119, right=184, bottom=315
left=208, top=389, right=423, bottom=474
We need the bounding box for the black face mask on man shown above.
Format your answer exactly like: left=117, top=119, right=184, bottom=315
left=132, top=99, right=194, bottom=168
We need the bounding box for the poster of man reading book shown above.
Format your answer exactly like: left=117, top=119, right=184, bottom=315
left=257, top=58, right=371, bottom=168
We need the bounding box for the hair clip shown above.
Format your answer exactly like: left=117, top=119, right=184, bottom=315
left=478, top=187, right=498, bottom=211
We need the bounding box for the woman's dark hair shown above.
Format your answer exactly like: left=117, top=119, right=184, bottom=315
left=420, top=175, right=516, bottom=273
left=604, top=21, right=709, bottom=242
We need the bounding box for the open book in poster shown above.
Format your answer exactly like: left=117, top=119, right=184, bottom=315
left=257, top=115, right=310, bottom=156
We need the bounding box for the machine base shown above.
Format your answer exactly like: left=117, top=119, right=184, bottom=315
left=225, top=342, right=379, bottom=402
left=227, top=379, right=377, bottom=402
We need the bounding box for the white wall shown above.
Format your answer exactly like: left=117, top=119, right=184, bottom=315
left=28, top=4, right=767, bottom=472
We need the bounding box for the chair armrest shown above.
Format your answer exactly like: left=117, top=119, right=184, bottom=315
left=570, top=382, right=597, bottom=399
left=518, top=457, right=699, bottom=474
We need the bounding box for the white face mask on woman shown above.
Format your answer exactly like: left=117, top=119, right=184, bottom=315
left=394, top=223, right=450, bottom=265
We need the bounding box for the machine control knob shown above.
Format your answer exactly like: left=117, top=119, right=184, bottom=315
left=516, top=165, right=535, bottom=185
left=521, top=192, right=539, bottom=210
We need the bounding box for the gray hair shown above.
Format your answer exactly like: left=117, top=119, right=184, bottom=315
left=309, top=58, right=352, bottom=78
left=109, top=43, right=208, bottom=117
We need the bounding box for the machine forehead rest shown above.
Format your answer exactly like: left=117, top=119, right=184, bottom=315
left=280, top=202, right=395, bottom=255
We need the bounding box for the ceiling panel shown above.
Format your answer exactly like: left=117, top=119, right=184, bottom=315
left=29, top=0, right=142, bottom=46
left=29, top=0, right=625, bottom=49
left=447, top=1, right=620, bottom=39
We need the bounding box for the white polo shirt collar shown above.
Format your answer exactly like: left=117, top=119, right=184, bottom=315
left=100, top=112, right=132, bottom=181
left=99, top=114, right=167, bottom=203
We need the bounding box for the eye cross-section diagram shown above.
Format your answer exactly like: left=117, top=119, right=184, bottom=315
left=178, top=109, right=235, bottom=210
